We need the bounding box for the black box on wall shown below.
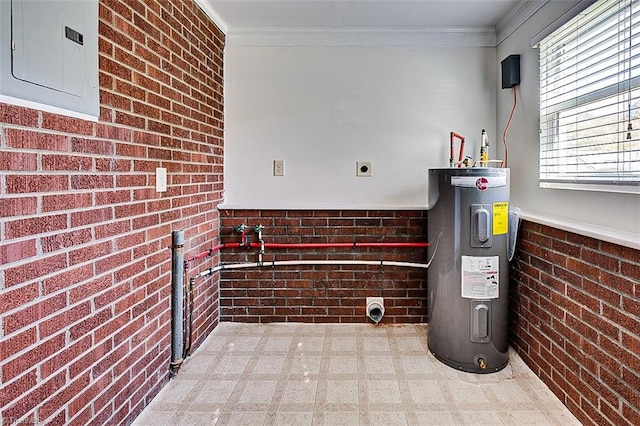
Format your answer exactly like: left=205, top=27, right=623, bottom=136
left=501, top=54, right=520, bottom=89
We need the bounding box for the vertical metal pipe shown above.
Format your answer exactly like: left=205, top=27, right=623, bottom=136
left=170, top=230, right=185, bottom=376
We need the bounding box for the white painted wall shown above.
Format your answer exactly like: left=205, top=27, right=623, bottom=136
left=223, top=45, right=497, bottom=209
left=496, top=1, right=640, bottom=242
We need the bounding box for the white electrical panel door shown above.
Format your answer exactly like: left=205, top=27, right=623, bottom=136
left=12, top=0, right=86, bottom=96
left=0, top=0, right=98, bottom=118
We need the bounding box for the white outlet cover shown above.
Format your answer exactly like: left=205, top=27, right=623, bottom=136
left=156, top=167, right=167, bottom=192
left=273, top=159, right=285, bottom=176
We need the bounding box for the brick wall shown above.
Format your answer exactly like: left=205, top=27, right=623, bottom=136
left=219, top=210, right=429, bottom=323
left=510, top=220, right=640, bottom=426
left=0, top=1, right=224, bottom=424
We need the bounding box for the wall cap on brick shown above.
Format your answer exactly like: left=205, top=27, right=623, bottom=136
left=519, top=210, right=639, bottom=250
left=218, top=204, right=429, bottom=211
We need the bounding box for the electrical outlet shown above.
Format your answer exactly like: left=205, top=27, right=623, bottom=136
left=273, top=160, right=285, bottom=176
left=356, top=161, right=372, bottom=177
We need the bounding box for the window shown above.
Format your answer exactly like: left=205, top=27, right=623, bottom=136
left=538, top=0, right=639, bottom=192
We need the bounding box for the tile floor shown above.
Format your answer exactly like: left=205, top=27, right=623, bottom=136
left=133, top=323, right=581, bottom=426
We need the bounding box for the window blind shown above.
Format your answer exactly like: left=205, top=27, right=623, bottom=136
left=539, top=0, right=639, bottom=188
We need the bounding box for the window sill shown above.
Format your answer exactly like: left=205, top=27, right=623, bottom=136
left=539, top=181, right=640, bottom=195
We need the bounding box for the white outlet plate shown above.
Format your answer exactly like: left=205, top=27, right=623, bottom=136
left=357, top=161, right=372, bottom=177
left=273, top=159, right=285, bottom=176
left=155, top=167, right=167, bottom=192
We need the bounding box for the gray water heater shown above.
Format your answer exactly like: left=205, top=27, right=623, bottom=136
left=427, top=168, right=510, bottom=373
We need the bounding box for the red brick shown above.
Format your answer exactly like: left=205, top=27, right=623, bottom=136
left=566, top=232, right=600, bottom=250
left=566, top=257, right=601, bottom=282
left=600, top=270, right=635, bottom=296
left=95, top=219, right=132, bottom=239
left=67, top=373, right=112, bottom=418
left=69, top=275, right=113, bottom=304
left=41, top=113, right=94, bottom=135
left=5, top=129, right=68, bottom=151
left=0, top=369, right=37, bottom=409
left=95, top=189, right=132, bottom=205
left=0, top=103, right=39, bottom=126
left=5, top=214, right=67, bottom=239
left=68, top=338, right=113, bottom=379
left=0, top=327, right=36, bottom=360
left=96, top=251, right=131, bottom=274
left=2, top=333, right=66, bottom=381
left=95, top=311, right=132, bottom=344
left=70, top=175, right=115, bottom=190
left=566, top=286, right=600, bottom=314
left=599, top=366, right=635, bottom=408
left=69, top=240, right=114, bottom=266
left=0, top=284, right=39, bottom=316
left=602, top=304, right=640, bottom=337
left=40, top=335, right=92, bottom=379
left=40, top=302, right=92, bottom=339
left=96, top=282, right=130, bottom=311
left=69, top=308, right=113, bottom=341
left=92, top=342, right=130, bottom=379
left=622, top=295, right=640, bottom=319
left=3, top=254, right=68, bottom=287
left=0, top=197, right=38, bottom=218
left=601, top=241, right=640, bottom=261
left=39, top=372, right=91, bottom=421
left=582, top=247, right=620, bottom=273
left=116, top=174, right=147, bottom=187
left=621, top=403, right=640, bottom=426
left=620, top=260, right=640, bottom=281
left=5, top=175, right=69, bottom=194
left=42, top=154, right=93, bottom=171
left=95, top=157, right=132, bottom=172
left=95, top=123, right=132, bottom=140
left=41, top=229, right=93, bottom=253
left=115, top=111, right=145, bottom=128
left=0, top=151, right=38, bottom=171
left=78, top=207, right=124, bottom=231
left=113, top=316, right=145, bottom=347
left=42, top=193, right=93, bottom=212
left=0, top=239, right=37, bottom=264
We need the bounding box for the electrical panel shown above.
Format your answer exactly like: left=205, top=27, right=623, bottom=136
left=501, top=54, right=520, bottom=89
left=0, top=0, right=99, bottom=117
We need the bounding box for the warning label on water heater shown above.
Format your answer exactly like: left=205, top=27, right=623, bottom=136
left=461, top=256, right=499, bottom=299
left=493, top=202, right=509, bottom=235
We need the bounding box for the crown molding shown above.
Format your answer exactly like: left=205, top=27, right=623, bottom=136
left=225, top=27, right=497, bottom=48
left=495, top=0, right=548, bottom=45
left=194, top=0, right=228, bottom=34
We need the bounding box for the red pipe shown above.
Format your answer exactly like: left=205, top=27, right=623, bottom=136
left=186, top=244, right=225, bottom=263
left=186, top=241, right=429, bottom=264
left=450, top=131, right=465, bottom=168
left=263, top=242, right=429, bottom=249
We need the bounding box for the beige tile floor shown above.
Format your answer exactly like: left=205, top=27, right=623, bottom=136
left=133, top=323, right=581, bottom=426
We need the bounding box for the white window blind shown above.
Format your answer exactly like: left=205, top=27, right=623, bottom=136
left=539, top=0, right=639, bottom=190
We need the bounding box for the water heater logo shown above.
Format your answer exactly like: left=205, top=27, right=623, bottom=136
left=476, top=177, right=489, bottom=191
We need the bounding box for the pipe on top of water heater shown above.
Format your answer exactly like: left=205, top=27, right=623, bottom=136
left=450, top=131, right=466, bottom=168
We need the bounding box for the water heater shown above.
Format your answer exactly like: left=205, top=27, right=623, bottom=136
left=427, top=168, right=510, bottom=373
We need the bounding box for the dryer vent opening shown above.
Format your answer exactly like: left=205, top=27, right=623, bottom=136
left=366, top=297, right=385, bottom=323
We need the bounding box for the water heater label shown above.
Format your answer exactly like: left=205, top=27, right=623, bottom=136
left=461, top=256, right=499, bottom=299
left=451, top=175, right=507, bottom=188
left=493, top=202, right=509, bottom=235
